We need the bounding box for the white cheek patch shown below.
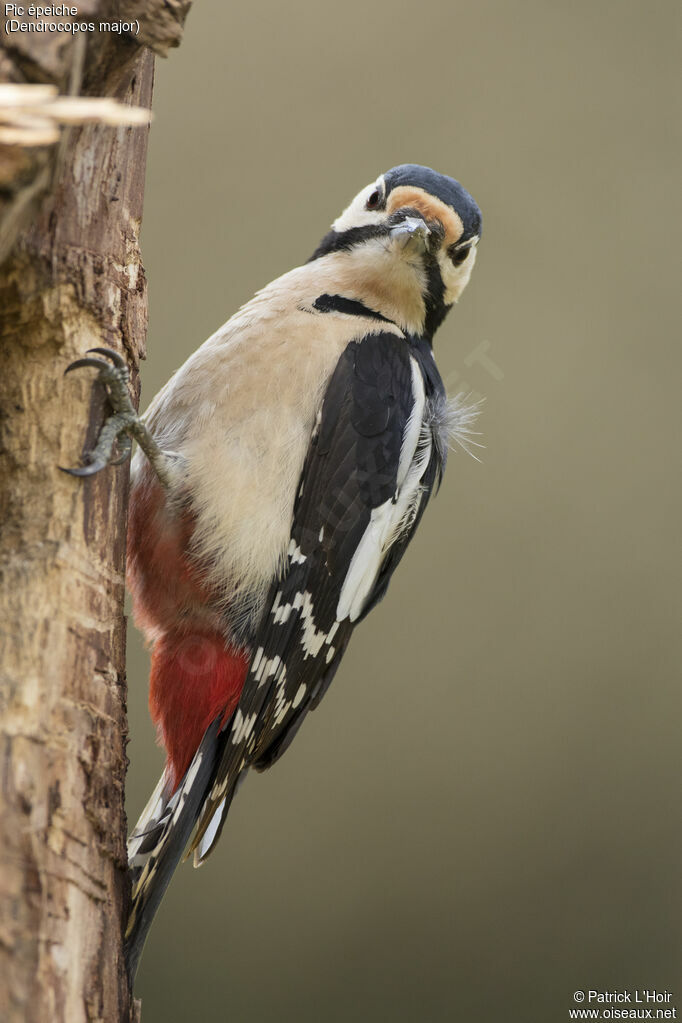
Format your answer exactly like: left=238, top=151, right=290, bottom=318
left=439, top=243, right=478, bottom=305
left=332, top=178, right=386, bottom=233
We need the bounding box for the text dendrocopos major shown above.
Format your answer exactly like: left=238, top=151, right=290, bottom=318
left=64, top=163, right=482, bottom=981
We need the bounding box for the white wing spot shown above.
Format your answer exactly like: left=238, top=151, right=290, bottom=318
left=300, top=591, right=337, bottom=658
left=273, top=672, right=292, bottom=726
left=232, top=710, right=258, bottom=744
left=272, top=590, right=303, bottom=625
left=288, top=539, right=307, bottom=564
left=292, top=684, right=306, bottom=709
left=251, top=646, right=265, bottom=675
left=231, top=710, right=243, bottom=744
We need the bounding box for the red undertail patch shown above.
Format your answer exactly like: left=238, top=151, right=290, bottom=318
left=150, top=631, right=249, bottom=790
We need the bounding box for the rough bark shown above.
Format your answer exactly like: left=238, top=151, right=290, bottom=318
left=0, top=5, right=192, bottom=1021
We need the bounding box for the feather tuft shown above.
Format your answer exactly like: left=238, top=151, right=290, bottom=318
left=439, top=392, right=484, bottom=461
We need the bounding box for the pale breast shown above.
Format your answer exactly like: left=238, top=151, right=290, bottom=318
left=141, top=263, right=404, bottom=636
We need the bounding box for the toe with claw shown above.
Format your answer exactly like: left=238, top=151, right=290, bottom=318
left=61, top=347, right=139, bottom=478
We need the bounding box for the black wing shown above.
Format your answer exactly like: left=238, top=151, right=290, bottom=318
left=189, top=330, right=446, bottom=860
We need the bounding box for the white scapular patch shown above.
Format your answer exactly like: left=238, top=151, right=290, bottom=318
left=288, top=539, right=307, bottom=564
left=337, top=357, right=431, bottom=622
left=194, top=798, right=226, bottom=864
left=397, top=361, right=426, bottom=485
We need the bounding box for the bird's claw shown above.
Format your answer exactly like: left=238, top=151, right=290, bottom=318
left=87, top=346, right=127, bottom=368
left=61, top=459, right=110, bottom=478
left=60, top=347, right=137, bottom=478
left=64, top=346, right=130, bottom=390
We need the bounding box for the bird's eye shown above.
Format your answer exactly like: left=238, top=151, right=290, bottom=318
left=365, top=189, right=382, bottom=211
left=449, top=244, right=471, bottom=267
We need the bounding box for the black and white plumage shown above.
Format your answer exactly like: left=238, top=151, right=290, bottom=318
left=190, top=330, right=452, bottom=854
left=119, top=164, right=482, bottom=979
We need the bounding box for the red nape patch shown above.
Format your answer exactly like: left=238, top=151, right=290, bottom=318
left=149, top=630, right=249, bottom=790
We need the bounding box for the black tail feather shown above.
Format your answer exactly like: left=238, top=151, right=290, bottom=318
left=124, top=717, right=226, bottom=985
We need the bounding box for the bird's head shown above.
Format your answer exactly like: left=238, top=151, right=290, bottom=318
left=310, top=164, right=481, bottom=339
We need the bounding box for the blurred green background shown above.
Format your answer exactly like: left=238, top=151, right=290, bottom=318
left=125, top=2, right=681, bottom=1019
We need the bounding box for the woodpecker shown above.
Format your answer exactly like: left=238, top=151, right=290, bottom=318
left=64, top=164, right=482, bottom=980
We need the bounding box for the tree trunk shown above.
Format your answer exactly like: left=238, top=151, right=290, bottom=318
left=0, top=6, right=191, bottom=1021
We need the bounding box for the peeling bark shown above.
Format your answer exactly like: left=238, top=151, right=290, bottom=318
left=0, top=5, right=192, bottom=1021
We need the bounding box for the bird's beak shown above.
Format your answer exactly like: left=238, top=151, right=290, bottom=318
left=390, top=216, right=431, bottom=252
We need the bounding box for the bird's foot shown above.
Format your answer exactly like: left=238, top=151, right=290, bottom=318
left=60, top=347, right=174, bottom=488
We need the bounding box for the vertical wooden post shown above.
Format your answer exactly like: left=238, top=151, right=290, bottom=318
left=0, top=6, right=192, bottom=1019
